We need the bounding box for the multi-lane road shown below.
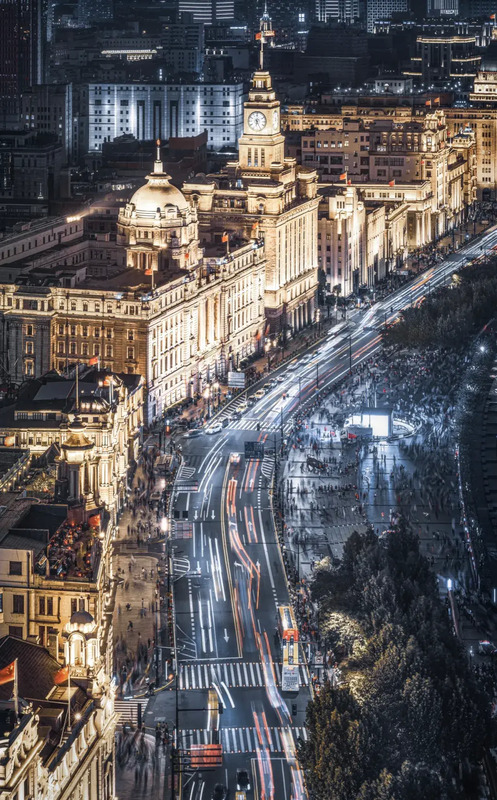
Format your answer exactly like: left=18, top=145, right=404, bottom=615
left=165, top=227, right=497, bottom=800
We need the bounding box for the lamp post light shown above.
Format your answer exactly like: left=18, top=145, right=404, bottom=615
left=203, top=385, right=211, bottom=419
left=265, top=340, right=271, bottom=372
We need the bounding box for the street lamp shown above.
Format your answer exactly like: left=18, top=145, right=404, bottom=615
left=265, top=340, right=271, bottom=372
left=203, top=385, right=211, bottom=418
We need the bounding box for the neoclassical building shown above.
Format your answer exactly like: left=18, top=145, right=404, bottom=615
left=182, top=66, right=320, bottom=338
left=0, top=147, right=266, bottom=421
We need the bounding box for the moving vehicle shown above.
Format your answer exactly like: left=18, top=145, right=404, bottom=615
left=186, top=428, right=202, bottom=438
left=206, top=422, right=223, bottom=434
left=479, top=640, right=497, bottom=656
left=229, top=453, right=241, bottom=465
left=254, top=389, right=265, bottom=399
left=278, top=605, right=300, bottom=692
left=212, top=785, right=227, bottom=800
left=236, top=768, right=251, bottom=791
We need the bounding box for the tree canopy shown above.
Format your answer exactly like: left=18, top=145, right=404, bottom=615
left=300, top=527, right=489, bottom=799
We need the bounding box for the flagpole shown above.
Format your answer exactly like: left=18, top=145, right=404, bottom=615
left=67, top=665, right=71, bottom=733
left=14, top=658, right=18, bottom=721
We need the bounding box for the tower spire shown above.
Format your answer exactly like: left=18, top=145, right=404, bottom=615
left=256, top=1, right=274, bottom=71
left=154, top=138, right=163, bottom=174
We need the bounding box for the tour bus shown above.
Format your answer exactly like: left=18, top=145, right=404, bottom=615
left=278, top=605, right=300, bottom=693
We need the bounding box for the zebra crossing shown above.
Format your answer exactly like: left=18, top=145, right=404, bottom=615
left=179, top=726, right=307, bottom=754
left=114, top=699, right=144, bottom=724
left=261, top=456, right=275, bottom=479
left=178, top=661, right=309, bottom=690
left=227, top=418, right=293, bottom=434
left=177, top=464, right=196, bottom=480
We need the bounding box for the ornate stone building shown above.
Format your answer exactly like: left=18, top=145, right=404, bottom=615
left=183, top=63, right=320, bottom=338
left=0, top=625, right=116, bottom=800
left=0, top=147, right=266, bottom=420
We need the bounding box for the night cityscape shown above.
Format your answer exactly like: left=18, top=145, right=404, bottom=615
left=2, top=0, right=497, bottom=798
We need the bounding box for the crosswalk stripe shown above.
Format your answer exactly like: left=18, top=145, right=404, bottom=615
left=236, top=663, right=242, bottom=684
left=255, top=663, right=262, bottom=685
left=178, top=661, right=307, bottom=689
left=243, top=663, right=249, bottom=685
left=230, top=663, right=235, bottom=684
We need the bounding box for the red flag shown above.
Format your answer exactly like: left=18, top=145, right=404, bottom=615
left=425, top=99, right=432, bottom=106
left=339, top=172, right=347, bottom=181
left=185, top=251, right=190, bottom=260
left=0, top=661, right=15, bottom=686
left=388, top=179, right=395, bottom=187
left=144, top=268, right=153, bottom=276
left=89, top=356, right=99, bottom=366
left=434, top=97, right=440, bottom=105
left=348, top=432, right=358, bottom=440
left=221, top=232, right=229, bottom=243
left=347, top=179, right=352, bottom=185
left=255, top=32, right=262, bottom=40
left=491, top=13, right=495, bottom=19
left=54, top=665, right=69, bottom=685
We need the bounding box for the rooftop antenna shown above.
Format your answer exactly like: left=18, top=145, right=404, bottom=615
left=257, top=0, right=274, bottom=71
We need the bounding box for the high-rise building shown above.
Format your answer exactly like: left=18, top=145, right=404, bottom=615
left=178, top=0, right=234, bottom=24
left=87, top=82, right=244, bottom=153
left=315, top=0, right=360, bottom=23
left=0, top=0, right=43, bottom=118
left=427, top=0, right=459, bottom=16
left=78, top=0, right=113, bottom=26
left=366, top=0, right=409, bottom=32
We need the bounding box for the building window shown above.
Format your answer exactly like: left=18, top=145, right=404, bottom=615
left=27, top=325, right=33, bottom=336
left=26, top=341, right=33, bottom=355
left=9, top=561, right=22, bottom=575
left=12, top=595, right=24, bottom=614
left=39, top=597, right=45, bottom=615
left=47, top=597, right=53, bottom=615
left=9, top=626, right=22, bottom=638
left=127, top=347, right=134, bottom=360
left=106, top=345, right=113, bottom=358
left=25, top=361, right=34, bottom=377
left=127, top=330, right=134, bottom=341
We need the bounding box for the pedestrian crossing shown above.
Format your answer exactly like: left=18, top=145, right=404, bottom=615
left=227, top=418, right=293, bottom=434
left=178, top=661, right=309, bottom=690
left=177, top=464, right=196, bottom=480
left=114, top=699, right=146, bottom=724
left=179, top=726, right=308, bottom=754
left=261, top=456, right=275, bottom=479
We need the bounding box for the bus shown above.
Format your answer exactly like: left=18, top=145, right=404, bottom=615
left=278, top=606, right=300, bottom=693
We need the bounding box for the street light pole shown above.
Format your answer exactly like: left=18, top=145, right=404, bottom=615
left=349, top=334, right=352, bottom=372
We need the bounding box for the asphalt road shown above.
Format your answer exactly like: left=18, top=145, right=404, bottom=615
left=163, top=227, right=497, bottom=800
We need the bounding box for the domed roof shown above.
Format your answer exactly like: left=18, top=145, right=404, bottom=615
left=70, top=610, right=94, bottom=626
left=130, top=180, right=189, bottom=215
left=128, top=140, right=189, bottom=216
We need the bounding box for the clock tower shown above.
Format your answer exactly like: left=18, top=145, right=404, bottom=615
left=238, top=8, right=285, bottom=171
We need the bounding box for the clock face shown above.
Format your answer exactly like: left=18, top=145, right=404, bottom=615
left=248, top=111, right=267, bottom=131
left=273, top=110, right=279, bottom=130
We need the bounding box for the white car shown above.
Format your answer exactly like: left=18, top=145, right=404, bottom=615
left=276, top=374, right=285, bottom=383
left=253, top=389, right=265, bottom=399
left=206, top=422, right=223, bottom=434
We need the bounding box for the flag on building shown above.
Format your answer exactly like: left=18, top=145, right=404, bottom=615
left=339, top=172, right=347, bottom=181
left=88, top=356, right=99, bottom=366
left=0, top=661, right=15, bottom=686
left=54, top=665, right=70, bottom=685
left=388, top=179, right=395, bottom=187
left=144, top=268, right=153, bottom=276
left=221, top=232, right=229, bottom=243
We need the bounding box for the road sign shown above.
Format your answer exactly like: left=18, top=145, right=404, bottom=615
left=245, top=441, right=265, bottom=459
left=228, top=371, right=246, bottom=388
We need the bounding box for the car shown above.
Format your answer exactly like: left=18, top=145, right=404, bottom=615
left=268, top=378, right=277, bottom=386
left=236, top=768, right=251, bottom=791
left=206, top=422, right=223, bottom=434
left=478, top=640, right=497, bottom=656
left=231, top=410, right=242, bottom=420
left=246, top=396, right=256, bottom=407
left=230, top=452, right=241, bottom=465
left=186, top=428, right=202, bottom=438
left=212, top=785, right=227, bottom=800
left=263, top=382, right=271, bottom=390
left=238, top=402, right=248, bottom=413
left=221, top=418, right=230, bottom=428
left=276, top=374, right=285, bottom=383
left=254, top=389, right=265, bottom=399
